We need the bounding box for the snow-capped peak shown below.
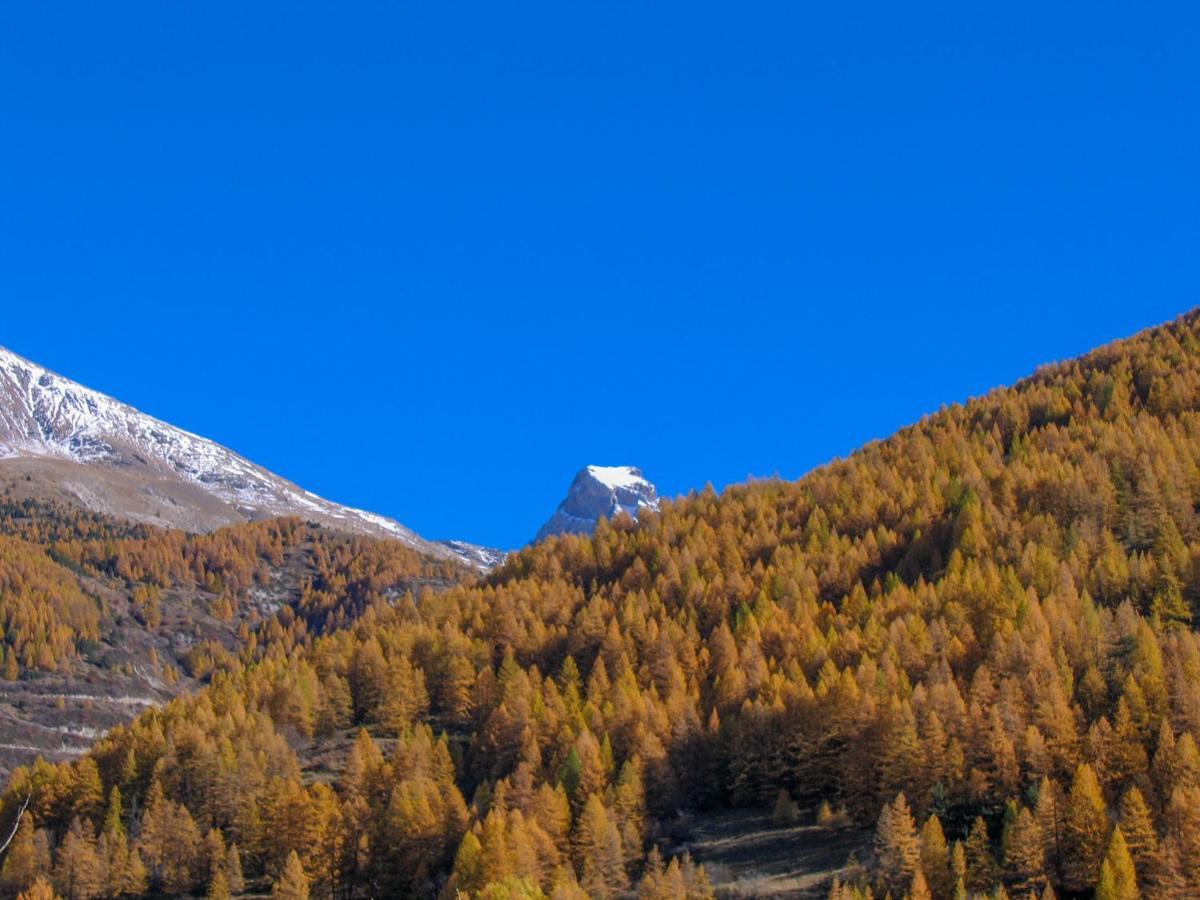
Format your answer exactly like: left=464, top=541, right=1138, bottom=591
left=0, top=344, right=499, bottom=568
left=585, top=465, right=651, bottom=491
left=535, top=465, right=660, bottom=542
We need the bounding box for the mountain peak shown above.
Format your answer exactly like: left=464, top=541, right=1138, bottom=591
left=535, top=465, right=659, bottom=542
left=0, top=344, right=498, bottom=567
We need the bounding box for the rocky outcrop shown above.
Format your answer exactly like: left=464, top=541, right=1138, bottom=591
left=535, top=465, right=659, bottom=541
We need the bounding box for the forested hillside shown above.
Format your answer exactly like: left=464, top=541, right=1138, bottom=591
left=0, top=500, right=466, bottom=776
left=9, top=311, right=1200, bottom=898
left=0, top=500, right=465, bottom=672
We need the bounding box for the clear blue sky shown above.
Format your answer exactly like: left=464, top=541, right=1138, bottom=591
left=1, top=3, right=1197, bottom=549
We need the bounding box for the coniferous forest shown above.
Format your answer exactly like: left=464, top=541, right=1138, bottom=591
left=7, top=312, right=1200, bottom=898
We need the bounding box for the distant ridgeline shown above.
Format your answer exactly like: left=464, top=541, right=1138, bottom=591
left=7, top=312, right=1200, bottom=897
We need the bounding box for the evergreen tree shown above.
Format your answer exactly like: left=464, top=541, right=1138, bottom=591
left=919, top=814, right=952, bottom=900
left=14, top=877, right=58, bottom=900
left=272, top=850, right=310, bottom=900
left=1, top=816, right=48, bottom=896
left=1032, top=776, right=1065, bottom=888
left=1095, top=827, right=1138, bottom=900
left=122, top=849, right=148, bottom=897
left=202, top=828, right=226, bottom=885
left=1146, top=837, right=1186, bottom=899
left=1002, top=807, right=1045, bottom=897
left=1165, top=785, right=1200, bottom=892
left=574, top=795, right=627, bottom=898
left=451, top=829, right=486, bottom=895
left=874, top=793, right=920, bottom=896
left=949, top=841, right=967, bottom=900
left=909, top=869, right=933, bottom=900
left=772, top=789, right=800, bottom=827
left=1062, top=764, right=1107, bottom=894
left=52, top=819, right=102, bottom=900
left=139, top=795, right=200, bottom=896
left=1117, top=787, right=1157, bottom=888
left=100, top=788, right=123, bottom=839
left=67, top=762, right=103, bottom=829
left=637, top=846, right=668, bottom=899
left=98, top=829, right=136, bottom=897
left=206, top=869, right=231, bottom=900
left=677, top=852, right=714, bottom=900
left=225, top=843, right=245, bottom=895
left=612, top=758, right=646, bottom=868
left=964, top=817, right=999, bottom=894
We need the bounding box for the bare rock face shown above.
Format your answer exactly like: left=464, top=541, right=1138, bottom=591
left=535, top=465, right=659, bottom=542
left=0, top=345, right=501, bottom=568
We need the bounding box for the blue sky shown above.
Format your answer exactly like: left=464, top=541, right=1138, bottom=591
left=1, top=3, right=1197, bottom=549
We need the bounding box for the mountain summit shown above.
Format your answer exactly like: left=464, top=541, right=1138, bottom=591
left=535, top=465, right=659, bottom=541
left=0, top=345, right=499, bottom=567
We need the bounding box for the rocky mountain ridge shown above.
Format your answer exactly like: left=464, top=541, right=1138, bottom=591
left=0, top=345, right=499, bottom=568
left=535, top=464, right=660, bottom=541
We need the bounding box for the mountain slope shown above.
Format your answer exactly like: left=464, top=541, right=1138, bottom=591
left=12, top=311, right=1200, bottom=898
left=0, top=346, right=497, bottom=567
left=0, top=499, right=470, bottom=780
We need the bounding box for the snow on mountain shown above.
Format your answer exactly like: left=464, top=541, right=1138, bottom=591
left=585, top=465, right=651, bottom=490
left=0, top=345, right=498, bottom=568
left=438, top=540, right=509, bottom=571
left=535, top=465, right=659, bottom=542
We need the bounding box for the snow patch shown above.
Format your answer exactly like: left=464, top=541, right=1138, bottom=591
left=586, top=465, right=650, bottom=490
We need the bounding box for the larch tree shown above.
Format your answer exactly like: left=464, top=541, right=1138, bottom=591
left=1033, top=777, right=1065, bottom=888
left=612, top=759, right=646, bottom=868
left=950, top=841, right=968, bottom=900
left=100, top=788, right=123, bottom=840
left=478, top=810, right=514, bottom=887
left=1146, top=837, right=1187, bottom=898
left=226, top=844, right=245, bottom=896
left=1095, top=827, right=1138, bottom=900
left=15, top=876, right=58, bottom=900
left=67, top=761, right=103, bottom=830
left=450, top=829, right=485, bottom=895
left=0, top=815, right=49, bottom=896
left=919, top=814, right=952, bottom=900
left=964, top=817, right=999, bottom=894
left=574, top=795, right=627, bottom=899
left=1117, top=786, right=1157, bottom=888
left=636, top=847, right=675, bottom=900
left=1164, top=785, right=1200, bottom=892
left=1062, top=764, right=1108, bottom=894
left=202, top=827, right=226, bottom=889
left=272, top=850, right=310, bottom=900
left=1002, top=807, right=1046, bottom=897
left=205, top=869, right=231, bottom=900
left=874, top=793, right=920, bottom=896
left=52, top=818, right=102, bottom=900
left=909, top=869, right=933, bottom=900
